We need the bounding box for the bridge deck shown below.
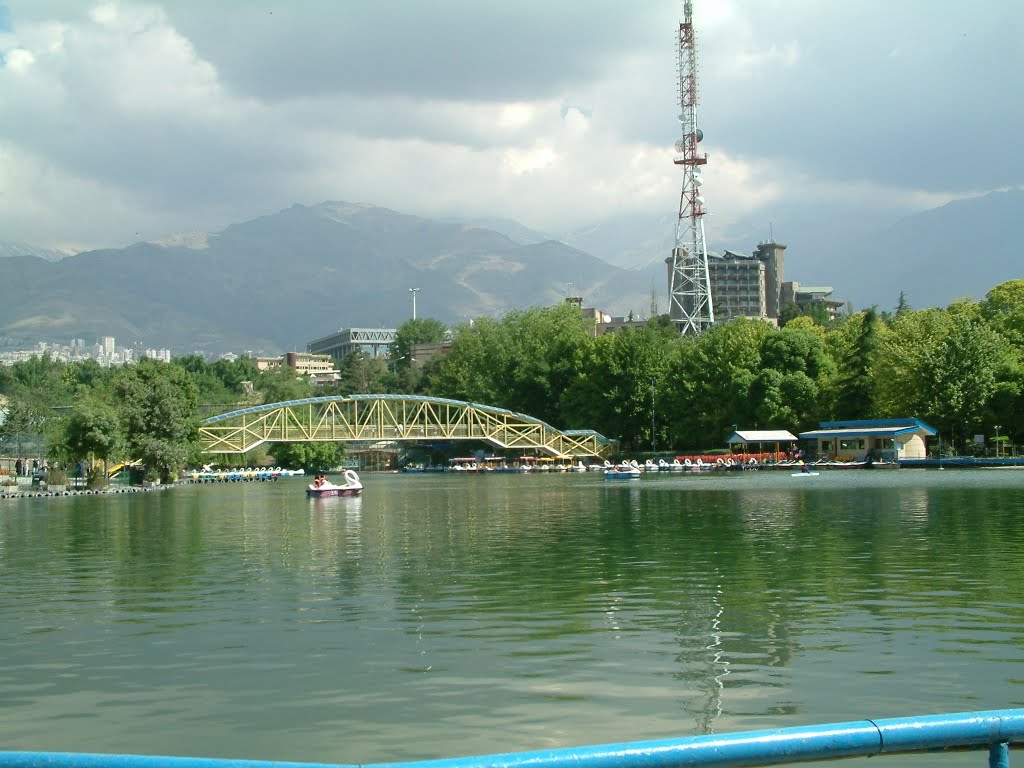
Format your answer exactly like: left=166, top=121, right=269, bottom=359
left=199, top=395, right=615, bottom=458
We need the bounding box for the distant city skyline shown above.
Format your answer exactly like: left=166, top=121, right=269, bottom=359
left=0, top=335, right=175, bottom=366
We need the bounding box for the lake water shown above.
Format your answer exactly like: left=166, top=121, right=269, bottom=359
left=2, top=469, right=1023, bottom=765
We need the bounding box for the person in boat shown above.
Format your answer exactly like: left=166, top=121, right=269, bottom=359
left=800, top=461, right=811, bottom=474
left=313, top=474, right=325, bottom=488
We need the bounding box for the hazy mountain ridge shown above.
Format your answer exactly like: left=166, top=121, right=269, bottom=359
left=0, top=202, right=652, bottom=354
left=0, top=241, right=77, bottom=262
left=808, top=189, right=1024, bottom=311
left=1, top=191, right=1018, bottom=354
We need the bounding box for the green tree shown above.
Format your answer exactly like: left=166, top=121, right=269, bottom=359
left=833, top=308, right=880, bottom=420
left=61, top=358, right=109, bottom=391
left=981, top=279, right=1024, bottom=352
left=875, top=306, right=1008, bottom=447
left=895, top=291, right=912, bottom=318
left=874, top=308, right=947, bottom=420
left=560, top=324, right=673, bottom=452
left=0, top=396, right=44, bottom=458
left=431, top=303, right=594, bottom=425
left=212, top=356, right=259, bottom=393
left=430, top=315, right=509, bottom=406
left=51, top=395, right=123, bottom=470
left=173, top=355, right=232, bottom=404
left=749, top=369, right=795, bottom=429
left=110, top=359, right=201, bottom=480
left=778, top=300, right=802, bottom=328
left=918, top=312, right=1005, bottom=443
left=258, top=368, right=316, bottom=404
left=334, top=350, right=391, bottom=394
left=265, top=441, right=344, bottom=471
left=760, top=326, right=832, bottom=380
left=0, top=353, right=70, bottom=407
left=802, top=301, right=834, bottom=327
left=668, top=318, right=771, bottom=447
left=391, top=317, right=448, bottom=368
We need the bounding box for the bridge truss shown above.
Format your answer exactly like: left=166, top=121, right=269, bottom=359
left=199, top=395, right=616, bottom=458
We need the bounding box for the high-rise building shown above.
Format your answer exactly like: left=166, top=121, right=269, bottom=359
left=703, top=242, right=788, bottom=324
left=707, top=251, right=768, bottom=321
left=753, top=241, right=786, bottom=319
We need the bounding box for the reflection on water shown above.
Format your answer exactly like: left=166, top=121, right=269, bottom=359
left=2, top=470, right=1024, bottom=763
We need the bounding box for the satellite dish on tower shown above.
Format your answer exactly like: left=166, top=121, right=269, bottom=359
left=695, top=129, right=704, bottom=142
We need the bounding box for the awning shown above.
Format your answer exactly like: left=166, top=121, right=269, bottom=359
left=726, top=430, right=798, bottom=444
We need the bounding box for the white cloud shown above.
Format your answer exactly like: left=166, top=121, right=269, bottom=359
left=4, top=45, right=31, bottom=70
left=502, top=144, right=559, bottom=176
left=88, top=2, right=118, bottom=26
left=0, top=0, right=1018, bottom=253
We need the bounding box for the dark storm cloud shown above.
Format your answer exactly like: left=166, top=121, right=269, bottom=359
left=161, top=0, right=669, bottom=103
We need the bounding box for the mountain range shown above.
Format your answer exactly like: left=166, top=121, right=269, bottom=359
left=0, top=190, right=1019, bottom=355
left=0, top=202, right=655, bottom=355
left=807, top=189, right=1023, bottom=311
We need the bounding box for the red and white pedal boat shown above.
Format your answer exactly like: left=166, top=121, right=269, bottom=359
left=306, top=469, right=363, bottom=497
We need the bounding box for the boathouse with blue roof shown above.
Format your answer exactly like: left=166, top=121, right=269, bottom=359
left=799, top=418, right=937, bottom=461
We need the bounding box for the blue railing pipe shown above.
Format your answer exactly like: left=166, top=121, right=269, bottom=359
left=2, top=709, right=1023, bottom=768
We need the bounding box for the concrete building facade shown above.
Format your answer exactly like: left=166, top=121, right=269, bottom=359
left=707, top=251, right=768, bottom=321
left=697, top=240, right=787, bottom=324
left=307, top=328, right=398, bottom=361
left=780, top=282, right=846, bottom=321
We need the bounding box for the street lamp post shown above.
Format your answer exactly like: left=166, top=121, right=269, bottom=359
left=409, top=288, right=420, bottom=320
left=995, top=425, right=1001, bottom=458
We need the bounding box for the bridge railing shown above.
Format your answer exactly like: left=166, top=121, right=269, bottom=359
left=3, top=710, right=1022, bottom=768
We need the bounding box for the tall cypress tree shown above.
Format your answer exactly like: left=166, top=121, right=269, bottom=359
left=834, top=308, right=878, bottom=420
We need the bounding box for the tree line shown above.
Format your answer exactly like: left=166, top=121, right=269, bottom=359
left=1, top=279, right=1021, bottom=479
left=405, top=280, right=1024, bottom=455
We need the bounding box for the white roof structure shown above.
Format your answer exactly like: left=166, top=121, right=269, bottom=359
left=726, top=430, right=799, bottom=444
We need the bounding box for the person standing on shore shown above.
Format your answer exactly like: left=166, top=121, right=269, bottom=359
left=15, top=458, right=23, bottom=477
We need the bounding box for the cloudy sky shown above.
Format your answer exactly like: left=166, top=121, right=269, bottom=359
left=0, top=0, right=1020, bottom=255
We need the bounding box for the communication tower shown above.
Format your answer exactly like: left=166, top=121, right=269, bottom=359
left=667, top=0, right=713, bottom=334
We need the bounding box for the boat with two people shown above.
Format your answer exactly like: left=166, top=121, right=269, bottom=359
left=604, top=460, right=642, bottom=480
left=306, top=469, right=363, bottom=497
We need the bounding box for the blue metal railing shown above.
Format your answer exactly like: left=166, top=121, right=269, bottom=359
left=2, top=710, right=1023, bottom=768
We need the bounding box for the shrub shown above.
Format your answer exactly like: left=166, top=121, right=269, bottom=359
left=46, top=468, right=68, bottom=486
left=87, top=469, right=109, bottom=490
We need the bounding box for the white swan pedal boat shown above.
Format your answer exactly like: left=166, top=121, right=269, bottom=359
left=306, top=469, right=363, bottom=498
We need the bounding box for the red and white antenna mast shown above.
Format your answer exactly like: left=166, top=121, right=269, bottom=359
left=668, top=0, right=714, bottom=334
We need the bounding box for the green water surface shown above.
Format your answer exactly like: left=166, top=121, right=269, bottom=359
left=2, top=469, right=1023, bottom=763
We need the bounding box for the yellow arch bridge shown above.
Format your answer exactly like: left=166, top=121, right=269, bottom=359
left=199, top=395, right=616, bottom=458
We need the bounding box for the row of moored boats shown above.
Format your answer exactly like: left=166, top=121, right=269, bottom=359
left=184, top=466, right=307, bottom=481
left=415, top=458, right=755, bottom=477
